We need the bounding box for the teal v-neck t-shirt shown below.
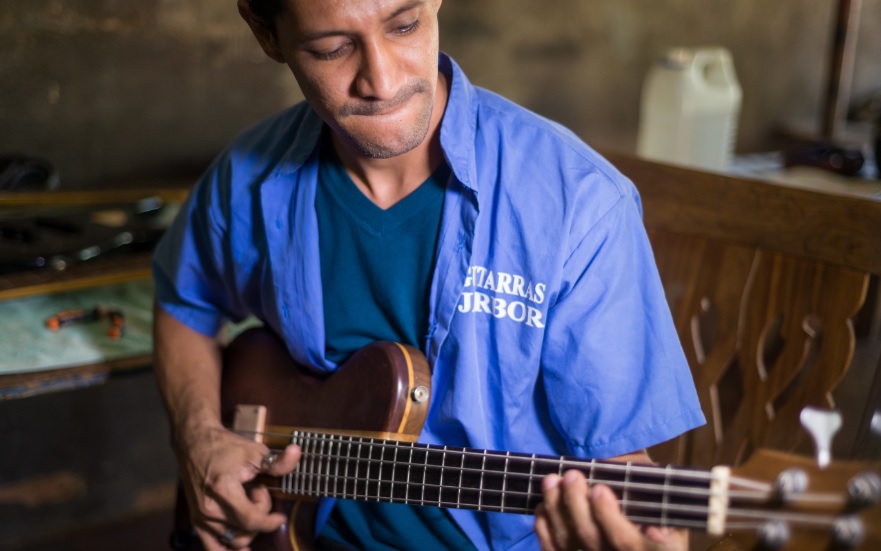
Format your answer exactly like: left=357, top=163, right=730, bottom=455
left=315, top=135, right=475, bottom=550
left=317, top=137, right=447, bottom=365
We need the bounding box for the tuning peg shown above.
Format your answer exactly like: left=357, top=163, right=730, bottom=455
left=800, top=407, right=842, bottom=469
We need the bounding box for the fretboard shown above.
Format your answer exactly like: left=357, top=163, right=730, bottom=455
left=275, top=430, right=716, bottom=531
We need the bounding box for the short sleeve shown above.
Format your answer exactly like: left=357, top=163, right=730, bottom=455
left=152, top=157, right=246, bottom=337
left=540, top=192, right=705, bottom=459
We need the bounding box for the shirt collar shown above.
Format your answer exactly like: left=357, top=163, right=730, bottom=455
left=438, top=52, right=479, bottom=193
left=275, top=53, right=480, bottom=194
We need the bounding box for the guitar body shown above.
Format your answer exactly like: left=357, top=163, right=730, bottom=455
left=173, top=327, right=432, bottom=551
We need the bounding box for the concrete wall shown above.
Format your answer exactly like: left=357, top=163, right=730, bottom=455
left=1, top=0, right=879, bottom=188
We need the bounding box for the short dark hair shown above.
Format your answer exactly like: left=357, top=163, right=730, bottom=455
left=249, top=0, right=285, bottom=28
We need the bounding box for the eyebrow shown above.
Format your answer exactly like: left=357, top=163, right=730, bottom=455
left=297, top=0, right=426, bottom=43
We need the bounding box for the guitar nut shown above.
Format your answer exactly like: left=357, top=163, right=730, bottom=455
left=411, top=385, right=429, bottom=403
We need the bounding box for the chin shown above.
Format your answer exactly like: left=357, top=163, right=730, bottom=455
left=343, top=126, right=429, bottom=159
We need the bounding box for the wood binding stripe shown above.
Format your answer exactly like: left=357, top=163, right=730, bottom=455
left=264, top=425, right=421, bottom=444
left=392, top=342, right=416, bottom=435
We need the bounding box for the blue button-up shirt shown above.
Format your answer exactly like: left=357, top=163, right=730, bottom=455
left=153, top=53, right=705, bottom=550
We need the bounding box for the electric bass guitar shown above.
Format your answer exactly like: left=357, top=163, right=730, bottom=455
left=173, top=327, right=881, bottom=551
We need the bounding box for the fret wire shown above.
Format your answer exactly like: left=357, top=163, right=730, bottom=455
left=390, top=439, right=399, bottom=503
left=457, top=450, right=466, bottom=509
left=332, top=435, right=341, bottom=498
left=310, top=433, right=319, bottom=496
left=501, top=452, right=510, bottom=513
left=293, top=432, right=301, bottom=496
left=376, top=436, right=385, bottom=501
left=293, top=431, right=301, bottom=493
left=478, top=452, right=487, bottom=511
left=299, top=432, right=307, bottom=495
left=588, top=458, right=595, bottom=487
left=354, top=438, right=363, bottom=500
left=365, top=437, right=374, bottom=501
left=421, top=441, right=429, bottom=504
left=302, top=432, right=310, bottom=495
left=325, top=434, right=333, bottom=497
left=341, top=436, right=350, bottom=499
left=319, top=434, right=328, bottom=497
left=526, top=454, right=537, bottom=508
left=622, top=462, right=631, bottom=518
left=406, top=442, right=414, bottom=505
left=439, top=446, right=447, bottom=507
left=291, top=431, right=299, bottom=495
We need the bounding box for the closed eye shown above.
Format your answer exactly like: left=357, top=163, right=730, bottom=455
left=393, top=19, right=420, bottom=35
left=311, top=42, right=352, bottom=61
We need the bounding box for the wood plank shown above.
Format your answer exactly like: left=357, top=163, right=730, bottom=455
left=0, top=251, right=153, bottom=301
left=605, top=152, right=881, bottom=274
left=0, top=354, right=153, bottom=400
left=0, top=187, right=190, bottom=208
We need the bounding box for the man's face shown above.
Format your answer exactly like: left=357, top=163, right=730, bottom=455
left=267, top=0, right=443, bottom=159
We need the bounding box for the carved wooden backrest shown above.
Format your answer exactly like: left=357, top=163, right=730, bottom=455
left=606, top=153, right=881, bottom=469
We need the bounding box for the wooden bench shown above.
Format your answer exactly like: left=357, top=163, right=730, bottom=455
left=605, top=152, right=881, bottom=470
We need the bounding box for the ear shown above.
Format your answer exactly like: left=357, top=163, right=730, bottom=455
left=237, top=0, right=286, bottom=63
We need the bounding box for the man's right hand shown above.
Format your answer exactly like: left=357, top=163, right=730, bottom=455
left=176, top=424, right=301, bottom=550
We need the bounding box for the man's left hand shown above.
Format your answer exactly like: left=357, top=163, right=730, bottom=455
left=534, top=469, right=688, bottom=551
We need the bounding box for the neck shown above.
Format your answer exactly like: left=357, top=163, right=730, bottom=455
left=266, top=430, right=723, bottom=533
left=332, top=71, right=449, bottom=210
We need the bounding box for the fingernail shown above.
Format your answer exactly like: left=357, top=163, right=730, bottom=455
left=563, top=470, right=580, bottom=484
left=543, top=474, right=561, bottom=491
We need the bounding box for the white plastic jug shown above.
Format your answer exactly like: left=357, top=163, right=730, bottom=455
left=636, top=47, right=742, bottom=171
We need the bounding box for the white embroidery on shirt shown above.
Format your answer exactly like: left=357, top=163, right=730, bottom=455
left=458, top=266, right=546, bottom=328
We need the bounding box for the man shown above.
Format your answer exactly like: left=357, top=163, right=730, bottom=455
left=152, top=0, right=705, bottom=549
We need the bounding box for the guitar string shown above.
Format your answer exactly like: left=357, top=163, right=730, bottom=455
left=253, top=431, right=849, bottom=508
left=255, top=475, right=844, bottom=531
left=248, top=429, right=743, bottom=487
left=265, top=468, right=848, bottom=519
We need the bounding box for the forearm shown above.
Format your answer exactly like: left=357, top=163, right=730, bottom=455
left=152, top=302, right=224, bottom=446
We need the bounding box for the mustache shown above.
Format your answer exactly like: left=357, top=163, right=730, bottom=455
left=340, top=80, right=431, bottom=116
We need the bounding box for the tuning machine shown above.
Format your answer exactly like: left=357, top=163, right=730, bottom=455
left=800, top=407, right=842, bottom=469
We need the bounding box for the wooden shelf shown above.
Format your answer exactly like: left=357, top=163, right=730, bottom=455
left=0, top=251, right=153, bottom=301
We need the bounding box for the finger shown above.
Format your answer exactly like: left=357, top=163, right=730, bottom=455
left=260, top=444, right=301, bottom=476
left=541, top=474, right=570, bottom=550
left=560, top=470, right=602, bottom=550
left=200, top=518, right=257, bottom=551
left=644, top=525, right=688, bottom=550
left=534, top=504, right=560, bottom=551
left=590, top=484, right=644, bottom=551
left=644, top=526, right=672, bottom=543
left=195, top=524, right=230, bottom=551
left=215, top=481, right=287, bottom=534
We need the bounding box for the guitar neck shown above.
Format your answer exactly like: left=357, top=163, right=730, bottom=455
left=271, top=430, right=720, bottom=533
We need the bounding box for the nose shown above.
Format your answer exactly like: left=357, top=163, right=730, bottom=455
left=354, top=39, right=399, bottom=101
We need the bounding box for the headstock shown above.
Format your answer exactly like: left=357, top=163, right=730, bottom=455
left=720, top=407, right=881, bottom=550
